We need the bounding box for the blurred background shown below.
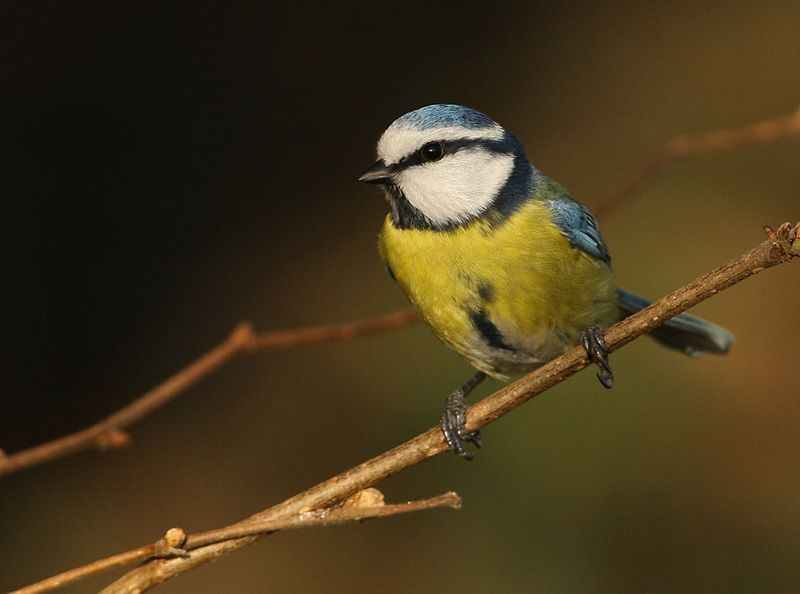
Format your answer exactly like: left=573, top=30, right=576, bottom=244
left=2, top=2, right=799, bottom=592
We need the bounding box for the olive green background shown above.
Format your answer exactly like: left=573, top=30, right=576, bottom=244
left=3, top=2, right=800, bottom=593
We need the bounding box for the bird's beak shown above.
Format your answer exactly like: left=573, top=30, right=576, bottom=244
left=358, top=159, right=393, bottom=185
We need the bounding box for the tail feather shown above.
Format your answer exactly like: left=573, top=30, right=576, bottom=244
left=616, top=289, right=735, bottom=356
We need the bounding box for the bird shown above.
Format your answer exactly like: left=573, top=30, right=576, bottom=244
left=359, top=104, right=734, bottom=459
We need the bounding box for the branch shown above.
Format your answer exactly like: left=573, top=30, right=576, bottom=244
left=87, top=222, right=796, bottom=593
left=11, top=490, right=461, bottom=594
left=0, top=309, right=420, bottom=476
left=3, top=106, right=796, bottom=477
left=186, top=490, right=461, bottom=547
left=592, top=104, right=800, bottom=218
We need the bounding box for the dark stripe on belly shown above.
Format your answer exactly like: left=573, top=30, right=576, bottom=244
left=477, top=282, right=494, bottom=302
left=469, top=309, right=514, bottom=351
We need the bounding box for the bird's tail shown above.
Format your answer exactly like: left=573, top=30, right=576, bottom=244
left=616, top=289, right=735, bottom=356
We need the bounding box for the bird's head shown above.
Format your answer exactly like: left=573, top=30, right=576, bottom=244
left=360, top=104, right=533, bottom=230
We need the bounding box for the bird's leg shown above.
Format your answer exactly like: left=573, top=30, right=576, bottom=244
left=441, top=371, right=486, bottom=460
left=581, top=326, right=614, bottom=389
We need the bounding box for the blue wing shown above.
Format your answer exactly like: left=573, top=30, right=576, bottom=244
left=546, top=198, right=611, bottom=264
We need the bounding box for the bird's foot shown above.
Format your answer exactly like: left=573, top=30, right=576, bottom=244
left=582, top=326, right=614, bottom=389
left=441, top=390, right=481, bottom=460
left=440, top=372, right=486, bottom=460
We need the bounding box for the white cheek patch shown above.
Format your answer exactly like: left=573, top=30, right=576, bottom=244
left=397, top=149, right=514, bottom=226
left=377, top=124, right=504, bottom=166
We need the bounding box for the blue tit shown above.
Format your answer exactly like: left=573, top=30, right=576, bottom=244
left=359, top=104, right=734, bottom=459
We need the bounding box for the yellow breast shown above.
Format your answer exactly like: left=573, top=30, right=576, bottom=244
left=378, top=200, right=617, bottom=377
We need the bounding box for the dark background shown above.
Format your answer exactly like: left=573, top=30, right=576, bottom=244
left=3, top=2, right=800, bottom=592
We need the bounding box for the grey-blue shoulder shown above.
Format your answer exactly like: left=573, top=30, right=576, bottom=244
left=545, top=198, right=611, bottom=264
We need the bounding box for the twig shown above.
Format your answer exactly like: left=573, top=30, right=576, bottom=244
left=9, top=544, right=167, bottom=594
left=0, top=309, right=420, bottom=476
left=10, top=490, right=461, bottom=594
left=90, top=223, right=797, bottom=593
left=241, top=308, right=421, bottom=351
left=186, top=490, right=461, bottom=548
left=3, top=107, right=797, bottom=477
left=592, top=104, right=800, bottom=218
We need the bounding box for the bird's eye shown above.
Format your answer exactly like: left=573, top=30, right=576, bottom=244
left=419, top=141, right=444, bottom=162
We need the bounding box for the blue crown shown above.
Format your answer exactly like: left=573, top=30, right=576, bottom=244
left=391, top=104, right=497, bottom=131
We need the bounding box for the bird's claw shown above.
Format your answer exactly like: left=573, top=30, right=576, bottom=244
left=441, top=390, right=481, bottom=460
left=582, top=326, right=614, bottom=389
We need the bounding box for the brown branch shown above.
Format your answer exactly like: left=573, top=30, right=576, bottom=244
left=10, top=490, right=461, bottom=594
left=185, top=490, right=461, bottom=548
left=3, top=106, right=796, bottom=477
left=88, top=223, right=797, bottom=594
left=592, top=104, right=800, bottom=219
left=0, top=309, right=421, bottom=477
left=10, top=544, right=168, bottom=594
left=240, top=308, right=421, bottom=351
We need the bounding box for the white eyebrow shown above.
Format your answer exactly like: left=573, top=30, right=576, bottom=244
left=377, top=124, right=504, bottom=165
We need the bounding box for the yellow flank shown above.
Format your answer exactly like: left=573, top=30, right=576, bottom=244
left=379, top=199, right=618, bottom=378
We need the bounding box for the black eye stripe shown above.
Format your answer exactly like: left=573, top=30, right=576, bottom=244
left=396, top=137, right=511, bottom=171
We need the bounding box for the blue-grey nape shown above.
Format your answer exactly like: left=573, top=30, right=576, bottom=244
left=392, top=104, right=497, bottom=130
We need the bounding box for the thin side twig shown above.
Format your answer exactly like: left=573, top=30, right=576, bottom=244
left=10, top=491, right=461, bottom=594
left=0, top=309, right=420, bottom=477
left=93, top=223, right=798, bottom=594
left=186, top=490, right=461, bottom=548
left=592, top=104, right=800, bottom=218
